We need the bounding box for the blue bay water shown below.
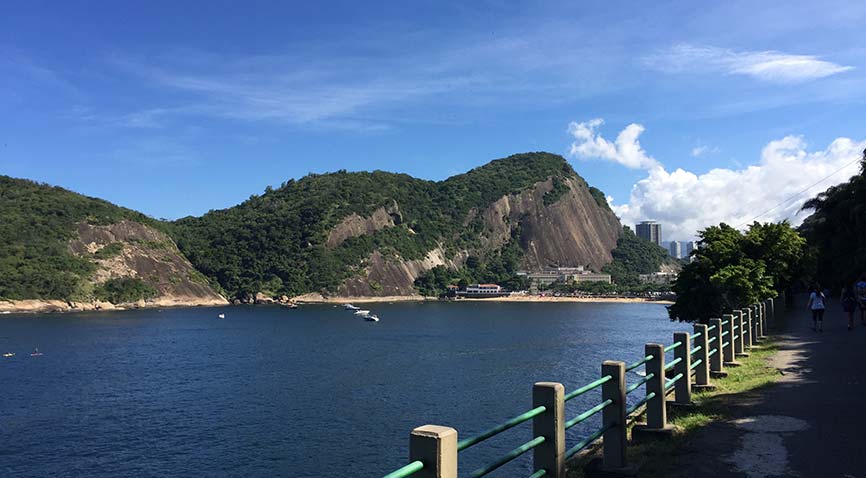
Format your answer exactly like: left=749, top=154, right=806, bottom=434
left=0, top=302, right=687, bottom=477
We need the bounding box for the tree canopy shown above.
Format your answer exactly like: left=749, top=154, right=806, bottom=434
left=799, top=149, right=866, bottom=288
left=668, top=221, right=808, bottom=323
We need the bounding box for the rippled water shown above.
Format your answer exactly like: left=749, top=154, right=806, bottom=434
left=0, top=302, right=687, bottom=477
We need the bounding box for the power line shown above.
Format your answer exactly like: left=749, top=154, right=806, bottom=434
left=734, top=157, right=861, bottom=229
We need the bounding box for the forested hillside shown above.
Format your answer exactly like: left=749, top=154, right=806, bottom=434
left=0, top=176, right=224, bottom=307
left=171, top=152, right=621, bottom=299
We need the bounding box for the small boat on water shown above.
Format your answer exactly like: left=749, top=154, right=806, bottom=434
left=30, top=348, right=43, bottom=357
left=217, top=313, right=225, bottom=319
left=353, top=310, right=371, bottom=316
left=2, top=353, right=14, bottom=358
left=364, top=315, right=380, bottom=322
left=284, top=303, right=298, bottom=309
left=344, top=304, right=360, bottom=311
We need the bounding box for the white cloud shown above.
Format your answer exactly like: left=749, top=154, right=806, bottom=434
left=691, top=144, right=720, bottom=157
left=568, top=119, right=660, bottom=169
left=571, top=119, right=865, bottom=240
left=645, top=44, right=853, bottom=83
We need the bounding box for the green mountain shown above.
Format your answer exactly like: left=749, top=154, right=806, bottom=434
left=1, top=152, right=643, bottom=305
left=171, top=152, right=623, bottom=299
left=0, top=176, right=225, bottom=309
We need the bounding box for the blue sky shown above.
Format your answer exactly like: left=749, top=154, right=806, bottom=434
left=2, top=1, right=865, bottom=239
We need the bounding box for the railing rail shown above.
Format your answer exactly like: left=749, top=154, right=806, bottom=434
left=380, top=297, right=778, bottom=478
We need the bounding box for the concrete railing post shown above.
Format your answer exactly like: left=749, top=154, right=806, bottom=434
left=410, top=425, right=458, bottom=478
left=709, top=318, right=725, bottom=377
left=692, top=324, right=711, bottom=389
left=645, top=343, right=666, bottom=428
left=722, top=314, right=736, bottom=365
left=767, top=299, right=775, bottom=326
left=734, top=310, right=748, bottom=358
left=744, top=307, right=753, bottom=349
left=755, top=305, right=764, bottom=340
left=533, top=382, right=565, bottom=478
left=673, top=331, right=691, bottom=405
left=732, top=310, right=743, bottom=357
left=601, top=361, right=627, bottom=469
left=761, top=302, right=768, bottom=335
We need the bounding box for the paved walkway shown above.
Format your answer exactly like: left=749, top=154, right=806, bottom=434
left=657, top=297, right=866, bottom=478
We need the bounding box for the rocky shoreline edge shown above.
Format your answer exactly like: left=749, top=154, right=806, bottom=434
left=1, top=294, right=671, bottom=314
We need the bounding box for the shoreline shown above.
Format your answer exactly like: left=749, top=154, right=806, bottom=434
left=1, top=294, right=672, bottom=315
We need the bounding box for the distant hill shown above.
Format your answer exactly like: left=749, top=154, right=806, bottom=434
left=170, top=152, right=623, bottom=300
left=0, top=176, right=225, bottom=310
left=2, top=152, right=664, bottom=305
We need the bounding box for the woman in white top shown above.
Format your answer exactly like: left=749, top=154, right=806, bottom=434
left=807, top=284, right=826, bottom=332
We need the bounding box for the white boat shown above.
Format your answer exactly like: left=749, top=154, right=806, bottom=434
left=2, top=353, right=14, bottom=358
left=364, top=315, right=380, bottom=322
left=344, top=304, right=360, bottom=311
left=217, top=313, right=225, bottom=319
left=30, top=348, right=43, bottom=357
left=353, top=310, right=371, bottom=316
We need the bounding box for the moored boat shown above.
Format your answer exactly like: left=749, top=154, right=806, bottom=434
left=344, top=304, right=360, bottom=311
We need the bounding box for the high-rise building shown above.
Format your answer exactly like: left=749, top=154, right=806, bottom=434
left=669, top=241, right=682, bottom=259
left=636, top=220, right=662, bottom=246
left=685, top=241, right=696, bottom=257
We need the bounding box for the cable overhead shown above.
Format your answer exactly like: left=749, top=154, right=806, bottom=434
left=734, top=157, right=861, bottom=229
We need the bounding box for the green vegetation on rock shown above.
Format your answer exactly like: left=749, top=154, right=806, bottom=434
left=94, top=277, right=158, bottom=303
left=172, top=152, right=583, bottom=299
left=0, top=176, right=159, bottom=300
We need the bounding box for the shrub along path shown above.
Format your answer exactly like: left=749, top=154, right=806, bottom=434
left=569, top=296, right=866, bottom=477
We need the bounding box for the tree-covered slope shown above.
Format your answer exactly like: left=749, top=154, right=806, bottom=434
left=0, top=176, right=158, bottom=300
left=171, top=152, right=615, bottom=299
left=0, top=176, right=224, bottom=305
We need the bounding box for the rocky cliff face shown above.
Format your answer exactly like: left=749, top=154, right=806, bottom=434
left=69, top=220, right=227, bottom=307
left=329, top=176, right=621, bottom=297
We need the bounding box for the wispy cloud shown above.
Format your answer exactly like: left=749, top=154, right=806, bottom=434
left=645, top=44, right=853, bottom=83
left=691, top=144, right=720, bottom=157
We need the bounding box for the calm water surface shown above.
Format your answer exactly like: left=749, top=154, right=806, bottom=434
left=0, top=302, right=687, bottom=477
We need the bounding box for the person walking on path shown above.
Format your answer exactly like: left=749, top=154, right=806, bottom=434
left=856, top=275, right=866, bottom=325
left=841, top=284, right=858, bottom=331
left=807, top=285, right=826, bottom=332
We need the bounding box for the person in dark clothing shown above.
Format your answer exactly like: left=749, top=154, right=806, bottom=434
left=841, top=284, right=858, bottom=331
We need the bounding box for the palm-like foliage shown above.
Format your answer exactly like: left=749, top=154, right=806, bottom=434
left=800, top=149, right=866, bottom=287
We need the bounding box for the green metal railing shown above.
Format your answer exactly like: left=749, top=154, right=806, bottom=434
left=382, top=460, right=424, bottom=478
left=565, top=376, right=611, bottom=401
left=381, top=298, right=776, bottom=477
left=625, top=355, right=654, bottom=372
left=470, top=436, right=546, bottom=477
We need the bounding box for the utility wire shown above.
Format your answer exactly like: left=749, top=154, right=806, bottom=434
left=734, top=157, right=861, bottom=229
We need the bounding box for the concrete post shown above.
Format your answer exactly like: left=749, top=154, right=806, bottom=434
left=631, top=343, right=678, bottom=443
left=645, top=343, right=666, bottom=428
left=768, top=298, right=775, bottom=325
left=761, top=302, right=768, bottom=334
left=735, top=310, right=748, bottom=358
left=744, top=307, right=753, bottom=349
left=755, top=305, right=764, bottom=340
left=733, top=310, right=744, bottom=357
left=673, top=331, right=691, bottom=405
left=692, top=324, right=712, bottom=390
left=709, top=318, right=725, bottom=377
left=601, top=361, right=627, bottom=469
left=410, top=425, right=458, bottom=478
left=722, top=314, right=736, bottom=365
left=533, top=382, right=565, bottom=478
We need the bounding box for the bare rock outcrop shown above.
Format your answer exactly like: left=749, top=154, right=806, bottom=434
left=69, top=220, right=227, bottom=307
left=332, top=176, right=621, bottom=297
left=326, top=202, right=402, bottom=247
